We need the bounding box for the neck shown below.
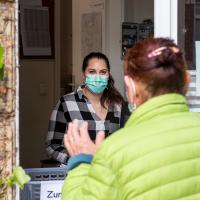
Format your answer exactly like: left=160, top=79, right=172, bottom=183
left=83, top=87, right=102, bottom=103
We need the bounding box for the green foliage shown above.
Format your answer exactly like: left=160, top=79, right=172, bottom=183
left=7, top=166, right=31, bottom=189
left=0, top=177, right=6, bottom=199
left=0, top=46, right=4, bottom=80
left=0, top=166, right=31, bottom=198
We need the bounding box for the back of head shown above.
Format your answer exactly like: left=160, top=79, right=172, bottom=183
left=125, top=37, right=188, bottom=98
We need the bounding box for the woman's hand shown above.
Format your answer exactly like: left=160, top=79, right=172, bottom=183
left=64, top=119, right=105, bottom=156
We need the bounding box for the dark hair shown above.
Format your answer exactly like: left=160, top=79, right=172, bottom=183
left=82, top=52, right=110, bottom=72
left=82, top=52, right=124, bottom=107
left=125, top=37, right=187, bottom=98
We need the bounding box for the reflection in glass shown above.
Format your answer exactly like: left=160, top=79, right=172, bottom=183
left=178, top=0, right=200, bottom=70
left=179, top=1, right=200, bottom=112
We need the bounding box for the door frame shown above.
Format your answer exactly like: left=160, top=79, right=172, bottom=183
left=154, top=0, right=178, bottom=42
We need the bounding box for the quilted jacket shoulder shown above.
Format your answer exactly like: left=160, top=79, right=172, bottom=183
left=62, top=93, right=200, bottom=200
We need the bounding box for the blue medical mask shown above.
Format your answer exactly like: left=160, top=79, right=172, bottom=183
left=85, top=74, right=108, bottom=94
left=126, top=78, right=137, bottom=112
left=128, top=103, right=134, bottom=113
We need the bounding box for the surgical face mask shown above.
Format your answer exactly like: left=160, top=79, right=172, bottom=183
left=128, top=102, right=134, bottom=113
left=126, top=93, right=136, bottom=113
left=85, top=74, right=108, bottom=94
left=126, top=78, right=137, bottom=112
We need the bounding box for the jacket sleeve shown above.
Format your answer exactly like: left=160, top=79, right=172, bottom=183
left=61, top=149, right=117, bottom=200
left=45, top=97, right=69, bottom=164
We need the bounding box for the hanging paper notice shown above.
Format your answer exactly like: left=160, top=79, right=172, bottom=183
left=40, top=180, right=64, bottom=200
left=81, top=12, right=102, bottom=59
left=20, top=6, right=51, bottom=56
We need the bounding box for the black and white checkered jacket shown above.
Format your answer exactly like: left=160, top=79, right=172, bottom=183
left=46, top=86, right=130, bottom=164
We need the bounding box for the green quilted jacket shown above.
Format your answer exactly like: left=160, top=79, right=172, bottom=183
left=62, top=93, right=200, bottom=200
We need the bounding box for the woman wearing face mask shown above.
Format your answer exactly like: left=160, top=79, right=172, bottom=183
left=62, top=38, right=200, bottom=200
left=45, top=52, right=130, bottom=164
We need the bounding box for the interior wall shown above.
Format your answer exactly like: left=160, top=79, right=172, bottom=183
left=72, top=0, right=125, bottom=95
left=19, top=60, right=55, bottom=167
left=60, top=0, right=72, bottom=94
left=105, top=0, right=125, bottom=95
left=125, top=0, right=154, bottom=23
left=72, top=0, right=106, bottom=88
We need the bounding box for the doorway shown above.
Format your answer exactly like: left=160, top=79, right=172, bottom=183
left=19, top=0, right=180, bottom=169
left=19, top=0, right=72, bottom=168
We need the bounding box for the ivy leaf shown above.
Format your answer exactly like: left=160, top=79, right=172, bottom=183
left=0, top=46, right=4, bottom=80
left=0, top=46, right=3, bottom=68
left=7, top=166, right=31, bottom=189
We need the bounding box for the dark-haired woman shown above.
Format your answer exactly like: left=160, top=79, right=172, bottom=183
left=46, top=52, right=130, bottom=164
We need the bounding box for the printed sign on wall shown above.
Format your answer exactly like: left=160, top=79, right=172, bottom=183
left=40, top=180, right=64, bottom=200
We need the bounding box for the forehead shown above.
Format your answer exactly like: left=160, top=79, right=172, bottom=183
left=86, top=58, right=108, bottom=70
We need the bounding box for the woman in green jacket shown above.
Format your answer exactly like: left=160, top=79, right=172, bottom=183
left=62, top=37, right=200, bottom=200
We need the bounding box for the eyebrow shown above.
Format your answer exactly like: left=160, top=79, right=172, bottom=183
left=87, top=68, right=108, bottom=71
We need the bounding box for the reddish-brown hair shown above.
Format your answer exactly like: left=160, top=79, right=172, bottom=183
left=125, top=37, right=188, bottom=97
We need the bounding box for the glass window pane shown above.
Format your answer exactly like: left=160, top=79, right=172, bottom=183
left=178, top=0, right=200, bottom=112
left=178, top=0, right=200, bottom=70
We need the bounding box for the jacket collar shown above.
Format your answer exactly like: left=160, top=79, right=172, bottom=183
left=77, top=85, right=88, bottom=101
left=125, top=93, right=189, bottom=127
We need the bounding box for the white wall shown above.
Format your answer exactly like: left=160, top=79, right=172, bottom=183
left=105, top=0, right=125, bottom=95
left=72, top=0, right=106, bottom=87
left=124, top=0, right=154, bottom=23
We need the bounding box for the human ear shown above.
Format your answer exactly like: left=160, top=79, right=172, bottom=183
left=124, top=75, right=130, bottom=88
left=82, top=72, right=86, bottom=81
left=124, top=75, right=135, bottom=104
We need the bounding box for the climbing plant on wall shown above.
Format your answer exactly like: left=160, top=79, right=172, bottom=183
left=0, top=46, right=4, bottom=80
left=0, top=1, right=18, bottom=199
left=0, top=166, right=30, bottom=198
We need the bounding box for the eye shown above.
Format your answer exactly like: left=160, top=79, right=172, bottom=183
left=88, top=69, right=96, bottom=74
left=100, top=70, right=108, bottom=75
